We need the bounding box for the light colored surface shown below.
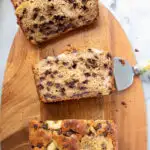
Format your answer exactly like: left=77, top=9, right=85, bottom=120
left=1, top=4, right=147, bottom=150
left=0, top=0, right=150, bottom=149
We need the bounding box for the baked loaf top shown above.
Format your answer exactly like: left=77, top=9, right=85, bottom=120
left=29, top=119, right=117, bottom=150
left=15, top=0, right=98, bottom=44
left=33, top=48, right=115, bottom=103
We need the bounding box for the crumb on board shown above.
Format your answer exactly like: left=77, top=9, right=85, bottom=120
left=119, top=59, right=125, bottom=65
left=121, top=101, right=127, bottom=108
left=135, top=49, right=139, bottom=52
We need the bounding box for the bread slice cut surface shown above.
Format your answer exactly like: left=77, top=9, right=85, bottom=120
left=33, top=48, right=115, bottom=103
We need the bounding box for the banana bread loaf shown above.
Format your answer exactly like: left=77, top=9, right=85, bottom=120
left=29, top=119, right=117, bottom=150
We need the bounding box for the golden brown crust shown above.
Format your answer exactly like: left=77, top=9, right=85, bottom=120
left=33, top=48, right=115, bottom=103
left=29, top=119, right=117, bottom=150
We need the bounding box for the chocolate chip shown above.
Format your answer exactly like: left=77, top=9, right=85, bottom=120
left=42, top=123, right=48, bottom=130
left=79, top=86, right=87, bottom=90
left=51, top=74, right=55, bottom=78
left=101, top=143, right=107, bottom=150
left=97, top=92, right=102, bottom=97
left=37, top=143, right=43, bottom=148
left=88, top=131, right=95, bottom=136
left=33, top=8, right=40, bottom=12
left=104, top=63, right=108, bottom=68
left=103, top=131, right=108, bottom=137
left=37, top=84, right=44, bottom=90
left=92, top=73, right=97, bottom=77
left=63, top=129, right=78, bottom=137
left=65, top=79, right=78, bottom=88
left=33, top=124, right=38, bottom=129
left=29, top=36, right=33, bottom=40
left=94, top=55, right=98, bottom=59
left=30, top=29, right=35, bottom=33
left=40, top=77, right=45, bottom=81
left=55, top=83, right=61, bottom=88
left=19, top=16, right=23, bottom=20
left=31, top=145, right=35, bottom=148
left=82, top=91, right=89, bottom=95
left=108, top=70, right=113, bottom=76
left=45, top=70, right=51, bottom=75
left=78, top=15, right=83, bottom=19
left=79, top=57, right=84, bottom=61
left=82, top=5, right=88, bottom=10
left=53, top=70, right=58, bottom=74
left=54, top=15, right=65, bottom=21
left=49, top=20, right=54, bottom=24
left=73, top=3, right=78, bottom=8
left=82, top=80, right=88, bottom=84
left=47, top=5, right=55, bottom=12
left=22, top=8, right=27, bottom=15
left=44, top=93, right=51, bottom=99
left=87, top=58, right=95, bottom=64
left=62, top=61, right=69, bottom=66
left=72, top=93, right=83, bottom=97
left=33, top=24, right=38, bottom=28
left=68, top=0, right=75, bottom=3
left=106, top=53, right=112, bottom=59
left=47, top=60, right=52, bottom=64
left=47, top=81, right=53, bottom=86
left=82, top=0, right=87, bottom=3
left=85, top=63, right=90, bottom=69
left=51, top=95, right=56, bottom=99
left=88, top=49, right=92, bottom=52
left=94, top=123, right=102, bottom=130
left=60, top=88, right=65, bottom=95
left=55, top=59, right=59, bottom=63
left=39, top=16, right=45, bottom=21
left=32, top=13, right=38, bottom=20
left=84, top=72, right=91, bottom=77
left=57, top=129, right=62, bottom=135
left=72, top=61, right=77, bottom=69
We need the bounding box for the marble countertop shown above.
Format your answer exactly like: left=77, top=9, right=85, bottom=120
left=0, top=0, right=150, bottom=149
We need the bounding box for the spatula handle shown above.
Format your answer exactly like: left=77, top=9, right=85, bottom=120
left=134, top=60, right=150, bottom=75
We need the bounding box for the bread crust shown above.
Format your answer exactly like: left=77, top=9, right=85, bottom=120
left=33, top=48, right=115, bottom=103
left=29, top=119, right=118, bottom=150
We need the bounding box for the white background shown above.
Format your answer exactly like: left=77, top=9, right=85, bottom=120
left=0, top=0, right=150, bottom=149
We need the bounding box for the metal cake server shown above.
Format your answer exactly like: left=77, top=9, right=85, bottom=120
left=113, top=57, right=150, bottom=91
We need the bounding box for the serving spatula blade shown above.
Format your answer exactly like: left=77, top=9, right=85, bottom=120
left=113, top=57, right=135, bottom=91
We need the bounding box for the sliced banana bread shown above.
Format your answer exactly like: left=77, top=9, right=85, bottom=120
left=33, top=48, right=115, bottom=103
left=29, top=119, right=117, bottom=150
left=15, top=0, right=99, bottom=44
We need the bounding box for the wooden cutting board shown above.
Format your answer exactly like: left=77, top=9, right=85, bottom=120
left=0, top=3, right=147, bottom=150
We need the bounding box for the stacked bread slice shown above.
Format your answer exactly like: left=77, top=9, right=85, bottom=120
left=12, top=0, right=99, bottom=44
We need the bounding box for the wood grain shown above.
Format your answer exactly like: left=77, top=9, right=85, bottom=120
left=0, top=3, right=147, bottom=150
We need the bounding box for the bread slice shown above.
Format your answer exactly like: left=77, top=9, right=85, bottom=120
left=14, top=0, right=99, bottom=44
left=33, top=48, right=115, bottom=103
left=29, top=119, right=117, bottom=150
